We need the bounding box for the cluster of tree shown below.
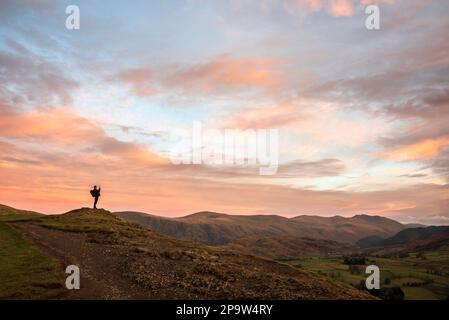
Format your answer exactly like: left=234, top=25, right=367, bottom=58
left=355, top=281, right=405, bottom=300
left=371, top=287, right=405, bottom=300
left=328, top=271, right=342, bottom=279
left=381, top=252, right=408, bottom=259
left=348, top=265, right=362, bottom=275
left=416, top=252, right=427, bottom=260
left=426, top=268, right=444, bottom=276
left=403, top=282, right=425, bottom=287
left=404, top=279, right=433, bottom=287
left=343, top=256, right=366, bottom=265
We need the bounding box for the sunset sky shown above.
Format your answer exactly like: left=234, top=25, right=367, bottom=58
left=0, top=0, right=448, bottom=225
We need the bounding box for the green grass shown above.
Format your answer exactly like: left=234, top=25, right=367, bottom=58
left=287, top=252, right=449, bottom=300
left=33, top=208, right=152, bottom=246
left=37, top=208, right=144, bottom=234
left=402, top=287, right=442, bottom=300
left=0, top=222, right=65, bottom=299
left=0, top=207, right=143, bottom=299
left=0, top=204, right=42, bottom=223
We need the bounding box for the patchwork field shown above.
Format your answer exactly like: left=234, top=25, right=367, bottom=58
left=287, top=250, right=449, bottom=300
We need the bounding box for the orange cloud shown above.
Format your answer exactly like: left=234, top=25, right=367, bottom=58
left=0, top=107, right=169, bottom=166
left=0, top=108, right=97, bottom=142
left=220, top=101, right=306, bottom=129
left=116, top=56, right=282, bottom=97
left=116, top=69, right=157, bottom=97
left=169, top=56, right=282, bottom=93
left=287, top=0, right=395, bottom=17
left=293, top=0, right=324, bottom=11
left=329, top=0, right=354, bottom=17
left=360, top=0, right=395, bottom=5
left=382, top=137, right=449, bottom=161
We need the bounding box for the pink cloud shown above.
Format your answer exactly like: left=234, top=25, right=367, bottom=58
left=0, top=106, right=169, bottom=166
left=220, top=101, right=307, bottom=129
left=329, top=0, right=354, bottom=17
left=286, top=0, right=395, bottom=17
left=381, top=137, right=449, bottom=161
left=115, top=55, right=283, bottom=97
left=172, top=56, right=280, bottom=91
left=294, top=0, right=324, bottom=11
left=360, top=0, right=395, bottom=4
left=116, top=69, right=157, bottom=97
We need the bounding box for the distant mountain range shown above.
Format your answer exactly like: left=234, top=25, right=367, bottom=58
left=115, top=211, right=420, bottom=245
left=113, top=210, right=430, bottom=260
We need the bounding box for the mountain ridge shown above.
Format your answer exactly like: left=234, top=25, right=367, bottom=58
left=114, top=210, right=415, bottom=246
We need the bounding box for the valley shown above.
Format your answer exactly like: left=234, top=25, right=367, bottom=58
left=286, top=248, right=449, bottom=300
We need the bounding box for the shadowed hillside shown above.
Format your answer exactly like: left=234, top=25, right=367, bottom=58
left=115, top=211, right=411, bottom=246
left=357, top=226, right=449, bottom=250
left=0, top=205, right=373, bottom=300
left=226, top=236, right=354, bottom=260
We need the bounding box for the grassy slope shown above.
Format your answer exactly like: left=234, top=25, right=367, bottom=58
left=0, top=204, right=42, bottom=222
left=0, top=214, right=65, bottom=299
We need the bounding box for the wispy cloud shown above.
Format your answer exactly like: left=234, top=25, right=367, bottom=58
left=284, top=0, right=394, bottom=17
left=115, top=55, right=283, bottom=98
left=381, top=137, right=449, bottom=161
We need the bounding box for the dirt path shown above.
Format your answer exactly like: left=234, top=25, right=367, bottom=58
left=11, top=222, right=152, bottom=299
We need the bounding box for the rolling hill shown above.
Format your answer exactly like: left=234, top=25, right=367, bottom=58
left=0, top=204, right=373, bottom=300
left=115, top=211, right=411, bottom=245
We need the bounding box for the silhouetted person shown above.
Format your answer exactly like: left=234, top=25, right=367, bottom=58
left=90, top=185, right=101, bottom=209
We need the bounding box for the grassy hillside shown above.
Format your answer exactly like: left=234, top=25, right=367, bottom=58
left=0, top=204, right=42, bottom=222
left=0, top=207, right=64, bottom=299
left=0, top=205, right=373, bottom=300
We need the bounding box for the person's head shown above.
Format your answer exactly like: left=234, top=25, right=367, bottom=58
left=93, top=185, right=97, bottom=189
